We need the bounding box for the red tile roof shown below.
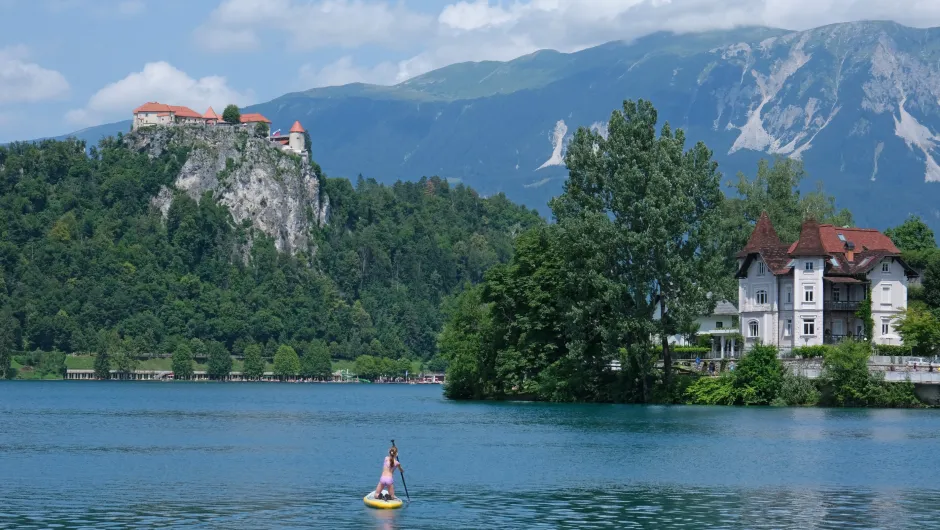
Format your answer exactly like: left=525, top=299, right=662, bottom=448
left=737, top=212, right=783, bottom=258
left=818, top=225, right=899, bottom=254
left=289, top=120, right=305, bottom=133
left=240, top=113, right=271, bottom=124
left=134, top=102, right=173, bottom=113
left=170, top=105, right=203, bottom=119
left=203, top=107, right=221, bottom=120
left=789, top=219, right=828, bottom=257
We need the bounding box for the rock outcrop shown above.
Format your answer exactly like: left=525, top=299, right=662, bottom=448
left=128, top=125, right=327, bottom=254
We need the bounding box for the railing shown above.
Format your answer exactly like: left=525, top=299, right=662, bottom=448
left=824, top=334, right=867, bottom=345
left=824, top=300, right=862, bottom=311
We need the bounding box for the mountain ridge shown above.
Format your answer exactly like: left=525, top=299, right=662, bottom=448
left=49, top=20, right=940, bottom=234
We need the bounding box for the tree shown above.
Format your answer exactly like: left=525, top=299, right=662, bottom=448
left=885, top=215, right=937, bottom=253
left=729, top=157, right=853, bottom=244
left=730, top=344, right=784, bottom=405
left=273, top=344, right=300, bottom=380
left=0, top=308, right=16, bottom=379
left=254, top=122, right=269, bottom=138
left=556, top=99, right=727, bottom=394
left=94, top=351, right=111, bottom=380
left=923, top=255, right=940, bottom=311
left=301, top=340, right=332, bottom=380
left=243, top=343, right=265, bottom=380
left=354, top=354, right=380, bottom=381
left=206, top=340, right=232, bottom=380
left=895, top=305, right=940, bottom=357
left=222, top=104, right=241, bottom=124
left=172, top=342, right=194, bottom=380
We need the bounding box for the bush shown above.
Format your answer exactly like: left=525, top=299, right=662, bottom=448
left=685, top=375, right=736, bottom=405
left=775, top=370, right=820, bottom=406
left=874, top=344, right=911, bottom=357
left=655, top=345, right=710, bottom=356
left=731, top=344, right=784, bottom=405
left=819, top=341, right=923, bottom=407
left=792, top=345, right=830, bottom=359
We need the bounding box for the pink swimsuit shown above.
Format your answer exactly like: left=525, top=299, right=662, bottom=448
left=380, top=456, right=397, bottom=486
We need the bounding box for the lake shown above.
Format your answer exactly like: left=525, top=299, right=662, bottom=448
left=1, top=382, right=939, bottom=529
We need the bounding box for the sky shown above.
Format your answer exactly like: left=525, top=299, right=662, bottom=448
left=3, top=0, right=940, bottom=143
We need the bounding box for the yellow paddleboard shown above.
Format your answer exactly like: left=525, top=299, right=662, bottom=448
left=363, top=491, right=404, bottom=509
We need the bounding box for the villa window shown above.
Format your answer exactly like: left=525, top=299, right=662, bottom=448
left=784, top=319, right=792, bottom=337
left=785, top=287, right=792, bottom=304
left=804, top=261, right=814, bottom=271
left=882, top=319, right=890, bottom=335
left=756, top=290, right=768, bottom=305
left=716, top=321, right=723, bottom=329
left=803, top=318, right=816, bottom=336
left=881, top=285, right=891, bottom=305
left=748, top=320, right=759, bottom=338
left=832, top=287, right=840, bottom=302
left=757, top=262, right=766, bottom=276
left=804, top=286, right=814, bottom=303
left=882, top=262, right=890, bottom=273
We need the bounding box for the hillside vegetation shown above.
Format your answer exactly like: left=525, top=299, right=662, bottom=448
left=0, top=136, right=541, bottom=377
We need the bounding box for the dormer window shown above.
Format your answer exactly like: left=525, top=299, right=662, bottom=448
left=882, top=261, right=890, bottom=273
left=804, top=261, right=814, bottom=271
left=757, top=262, right=766, bottom=276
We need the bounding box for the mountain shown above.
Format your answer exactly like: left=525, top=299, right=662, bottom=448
left=58, top=21, right=940, bottom=233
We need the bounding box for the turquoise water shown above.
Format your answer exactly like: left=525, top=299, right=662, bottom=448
left=1, top=382, right=939, bottom=529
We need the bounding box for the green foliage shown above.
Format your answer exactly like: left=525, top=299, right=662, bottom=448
left=775, top=370, right=820, bottom=406
left=171, top=342, right=194, bottom=380
left=206, top=341, right=232, bottom=380
left=254, top=122, right=270, bottom=138
left=685, top=344, right=784, bottom=405
left=242, top=344, right=265, bottom=380
left=93, top=352, right=111, bottom=379
left=727, top=157, right=853, bottom=245
left=300, top=340, right=332, bottom=380
left=885, top=215, right=936, bottom=253
left=792, top=345, right=830, bottom=359
left=892, top=307, right=939, bottom=357
left=354, top=354, right=410, bottom=381
left=729, top=344, right=784, bottom=405
left=655, top=346, right=710, bottom=356
left=222, top=105, right=241, bottom=124
left=924, top=255, right=940, bottom=311
left=0, top=136, right=538, bottom=375
left=685, top=375, right=737, bottom=405
left=819, top=341, right=922, bottom=407
left=855, top=288, right=874, bottom=341
left=273, top=345, right=301, bottom=379
left=0, top=308, right=16, bottom=379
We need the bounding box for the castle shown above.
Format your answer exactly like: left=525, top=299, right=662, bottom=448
left=131, top=102, right=306, bottom=156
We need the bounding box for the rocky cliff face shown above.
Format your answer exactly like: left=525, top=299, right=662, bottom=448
left=127, top=125, right=327, bottom=254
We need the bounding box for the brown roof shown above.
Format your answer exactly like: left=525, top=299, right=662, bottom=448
left=289, top=120, right=305, bottom=133
left=203, top=106, right=221, bottom=120
left=736, top=212, right=783, bottom=258
left=170, top=105, right=203, bottom=119
left=818, top=225, right=900, bottom=254
left=134, top=102, right=173, bottom=113
left=240, top=113, right=271, bottom=124
left=788, top=219, right=828, bottom=257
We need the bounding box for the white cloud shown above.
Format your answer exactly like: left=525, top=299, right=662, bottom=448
left=66, top=61, right=252, bottom=126
left=198, top=0, right=940, bottom=90
left=197, top=0, right=434, bottom=52
left=299, top=57, right=400, bottom=87
left=0, top=45, right=70, bottom=104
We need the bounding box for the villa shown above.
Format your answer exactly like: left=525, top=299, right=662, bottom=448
left=736, top=213, right=917, bottom=352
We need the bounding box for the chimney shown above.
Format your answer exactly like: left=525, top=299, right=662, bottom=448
left=845, top=241, right=855, bottom=262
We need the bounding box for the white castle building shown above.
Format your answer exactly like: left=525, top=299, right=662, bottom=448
left=736, top=213, right=917, bottom=352
left=131, top=102, right=306, bottom=156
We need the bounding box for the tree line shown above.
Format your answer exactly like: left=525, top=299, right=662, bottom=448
left=0, top=134, right=541, bottom=379
left=439, top=98, right=937, bottom=404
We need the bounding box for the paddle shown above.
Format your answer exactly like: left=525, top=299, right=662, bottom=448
left=390, top=439, right=411, bottom=502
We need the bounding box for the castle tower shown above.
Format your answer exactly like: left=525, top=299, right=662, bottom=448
left=289, top=121, right=305, bottom=155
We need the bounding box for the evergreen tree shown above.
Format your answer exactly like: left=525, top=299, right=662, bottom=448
left=243, top=344, right=265, bottom=380
left=171, top=342, right=194, bottom=380
left=273, top=345, right=301, bottom=380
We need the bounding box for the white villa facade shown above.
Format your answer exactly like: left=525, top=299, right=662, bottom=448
left=736, top=213, right=917, bottom=353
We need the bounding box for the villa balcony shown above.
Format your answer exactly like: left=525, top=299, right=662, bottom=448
left=824, top=334, right=867, bottom=345
left=824, top=300, right=862, bottom=312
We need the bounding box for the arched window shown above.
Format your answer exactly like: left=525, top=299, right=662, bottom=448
left=756, top=290, right=768, bottom=305
left=748, top=320, right=759, bottom=338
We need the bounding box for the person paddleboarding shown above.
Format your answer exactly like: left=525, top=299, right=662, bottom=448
left=374, top=445, right=404, bottom=501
